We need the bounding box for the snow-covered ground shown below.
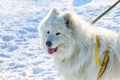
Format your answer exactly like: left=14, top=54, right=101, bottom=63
left=0, top=0, right=120, bottom=80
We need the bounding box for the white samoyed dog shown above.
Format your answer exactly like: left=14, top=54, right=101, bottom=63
left=39, top=8, right=120, bottom=80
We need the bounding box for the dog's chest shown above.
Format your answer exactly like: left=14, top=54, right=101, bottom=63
left=58, top=60, right=97, bottom=80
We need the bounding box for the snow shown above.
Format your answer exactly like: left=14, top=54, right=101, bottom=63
left=72, top=0, right=92, bottom=6
left=0, top=0, right=120, bottom=80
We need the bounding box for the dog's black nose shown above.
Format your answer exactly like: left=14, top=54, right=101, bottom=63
left=46, top=41, right=52, bottom=47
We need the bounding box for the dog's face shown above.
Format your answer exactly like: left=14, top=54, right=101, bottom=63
left=39, top=8, right=75, bottom=59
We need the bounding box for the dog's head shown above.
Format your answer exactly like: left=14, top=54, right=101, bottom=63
left=39, top=8, right=75, bottom=59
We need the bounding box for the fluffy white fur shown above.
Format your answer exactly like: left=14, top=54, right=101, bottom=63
left=39, top=8, right=120, bottom=80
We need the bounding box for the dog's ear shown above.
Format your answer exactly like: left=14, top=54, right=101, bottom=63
left=50, top=8, right=61, bottom=16
left=63, top=12, right=72, bottom=28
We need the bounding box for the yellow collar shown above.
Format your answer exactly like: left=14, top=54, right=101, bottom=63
left=95, top=35, right=109, bottom=79
left=61, top=35, right=109, bottom=79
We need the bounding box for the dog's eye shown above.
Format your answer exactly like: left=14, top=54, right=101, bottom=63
left=47, top=31, right=50, bottom=34
left=56, top=32, right=61, bottom=35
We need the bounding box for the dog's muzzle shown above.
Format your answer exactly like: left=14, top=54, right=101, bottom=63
left=46, top=41, right=58, bottom=54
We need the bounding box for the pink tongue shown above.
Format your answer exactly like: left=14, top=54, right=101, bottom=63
left=48, top=48, right=56, bottom=54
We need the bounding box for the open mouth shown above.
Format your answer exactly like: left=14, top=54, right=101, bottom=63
left=48, top=47, right=58, bottom=54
